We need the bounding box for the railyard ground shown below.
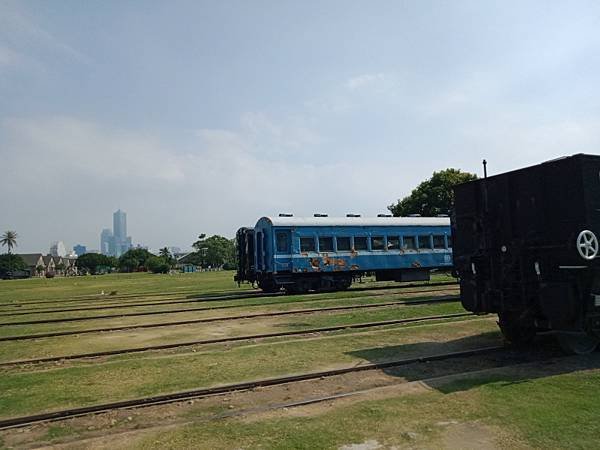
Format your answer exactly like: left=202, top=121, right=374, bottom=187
left=0, top=272, right=599, bottom=449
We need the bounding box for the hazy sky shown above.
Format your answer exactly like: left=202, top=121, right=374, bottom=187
left=2, top=0, right=600, bottom=253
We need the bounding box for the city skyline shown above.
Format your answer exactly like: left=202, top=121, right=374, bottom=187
left=100, top=209, right=133, bottom=257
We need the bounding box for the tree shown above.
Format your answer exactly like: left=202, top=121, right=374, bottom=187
left=77, top=253, right=111, bottom=275
left=388, top=169, right=478, bottom=217
left=106, top=256, right=119, bottom=270
left=0, top=254, right=27, bottom=277
left=118, top=248, right=153, bottom=272
left=1, top=231, right=18, bottom=254
left=159, top=247, right=171, bottom=259
left=146, top=256, right=171, bottom=274
left=192, top=234, right=235, bottom=269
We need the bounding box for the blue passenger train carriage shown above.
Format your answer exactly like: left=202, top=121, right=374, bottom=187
left=235, top=216, right=452, bottom=293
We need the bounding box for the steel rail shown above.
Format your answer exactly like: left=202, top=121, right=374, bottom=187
left=0, top=281, right=458, bottom=309
left=0, top=344, right=502, bottom=430
left=0, top=286, right=460, bottom=318
left=0, top=289, right=263, bottom=308
left=0, top=312, right=474, bottom=367
left=0, top=295, right=460, bottom=327
left=0, top=296, right=461, bottom=341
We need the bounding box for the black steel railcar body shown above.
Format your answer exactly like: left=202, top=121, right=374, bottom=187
left=452, top=154, right=600, bottom=353
left=235, top=227, right=255, bottom=286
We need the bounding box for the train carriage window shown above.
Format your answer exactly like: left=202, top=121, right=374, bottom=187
left=319, top=237, right=334, bottom=252
left=387, top=236, right=400, bottom=250
left=354, top=236, right=368, bottom=250
left=276, top=232, right=289, bottom=253
left=371, top=236, right=385, bottom=250
left=300, top=237, right=316, bottom=252
left=447, top=235, right=453, bottom=248
left=433, top=235, right=446, bottom=249
left=418, top=235, right=432, bottom=250
left=336, top=237, right=351, bottom=251
left=403, top=236, right=416, bottom=250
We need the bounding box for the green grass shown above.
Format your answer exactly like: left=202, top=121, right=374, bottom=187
left=469, top=370, right=600, bottom=448
left=0, top=271, right=455, bottom=306
left=129, top=362, right=600, bottom=449
left=0, top=285, right=458, bottom=325
left=0, top=318, right=498, bottom=418
left=0, top=299, right=467, bottom=362
left=0, top=271, right=246, bottom=304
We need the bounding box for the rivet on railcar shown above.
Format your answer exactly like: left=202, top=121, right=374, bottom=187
left=452, top=154, right=600, bottom=354
left=235, top=215, right=452, bottom=294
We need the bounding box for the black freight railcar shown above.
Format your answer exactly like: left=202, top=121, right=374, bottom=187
left=234, top=227, right=256, bottom=286
left=452, top=154, right=600, bottom=354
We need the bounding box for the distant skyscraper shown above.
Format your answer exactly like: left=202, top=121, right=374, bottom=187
left=99, top=210, right=133, bottom=257
left=73, top=245, right=87, bottom=256
left=49, top=241, right=67, bottom=257
left=100, top=228, right=113, bottom=256
left=113, top=210, right=126, bottom=242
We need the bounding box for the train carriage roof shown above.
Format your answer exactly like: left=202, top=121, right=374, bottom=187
left=258, top=216, right=450, bottom=227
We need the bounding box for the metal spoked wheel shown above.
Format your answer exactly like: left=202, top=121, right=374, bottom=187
left=556, top=332, right=600, bottom=355
left=577, top=230, right=599, bottom=260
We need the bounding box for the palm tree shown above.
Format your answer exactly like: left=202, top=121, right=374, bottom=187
left=158, top=247, right=171, bottom=259
left=1, top=231, right=18, bottom=254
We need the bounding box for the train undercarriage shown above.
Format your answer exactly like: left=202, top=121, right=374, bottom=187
left=255, top=268, right=433, bottom=295
left=461, top=262, right=600, bottom=354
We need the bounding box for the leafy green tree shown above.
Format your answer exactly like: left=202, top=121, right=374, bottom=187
left=1, top=231, right=18, bottom=254
left=106, top=256, right=119, bottom=269
left=0, top=254, right=27, bottom=277
left=118, top=248, right=153, bottom=272
left=76, top=253, right=111, bottom=275
left=146, top=256, right=171, bottom=274
left=192, top=234, right=235, bottom=269
left=158, top=247, right=176, bottom=267
left=36, top=265, right=45, bottom=276
left=388, top=168, right=478, bottom=217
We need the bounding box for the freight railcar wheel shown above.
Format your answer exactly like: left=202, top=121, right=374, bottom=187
left=498, top=312, right=536, bottom=346
left=556, top=333, right=599, bottom=355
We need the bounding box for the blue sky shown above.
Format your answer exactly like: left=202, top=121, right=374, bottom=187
left=1, top=0, right=600, bottom=253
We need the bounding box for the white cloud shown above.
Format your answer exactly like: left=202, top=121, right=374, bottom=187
left=344, top=73, right=386, bottom=90
left=0, top=114, right=405, bottom=252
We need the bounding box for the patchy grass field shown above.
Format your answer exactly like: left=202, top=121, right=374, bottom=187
left=0, top=271, right=599, bottom=449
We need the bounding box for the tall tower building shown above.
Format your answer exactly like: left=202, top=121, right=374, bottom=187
left=113, top=209, right=127, bottom=242
left=99, top=210, right=133, bottom=257
left=112, top=209, right=132, bottom=257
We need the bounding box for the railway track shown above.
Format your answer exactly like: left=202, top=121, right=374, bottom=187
left=0, top=285, right=460, bottom=318
left=0, top=295, right=461, bottom=341
left=0, top=281, right=458, bottom=309
left=0, top=295, right=460, bottom=327
left=0, top=344, right=502, bottom=430
left=0, top=312, right=474, bottom=367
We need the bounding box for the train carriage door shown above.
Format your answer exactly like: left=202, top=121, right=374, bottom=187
left=274, top=229, right=292, bottom=272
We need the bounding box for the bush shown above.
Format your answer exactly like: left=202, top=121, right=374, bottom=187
left=146, top=256, right=171, bottom=274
